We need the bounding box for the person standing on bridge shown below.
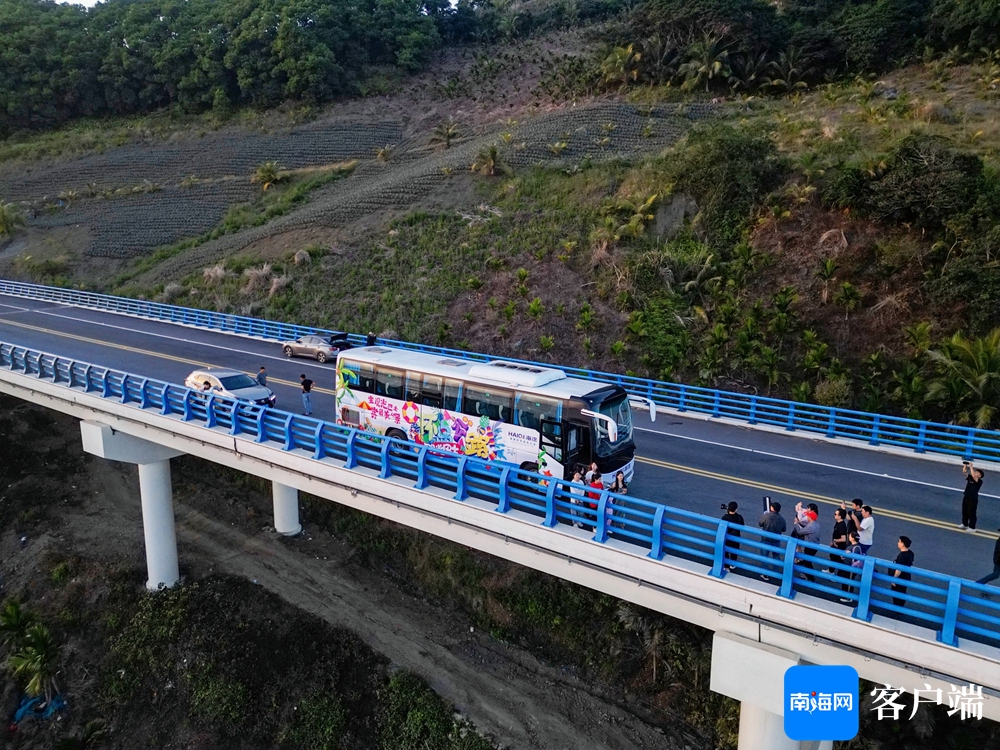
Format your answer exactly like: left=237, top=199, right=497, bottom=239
left=722, top=502, right=745, bottom=572
left=859, top=505, right=875, bottom=555
left=256, top=366, right=268, bottom=387
left=792, top=503, right=820, bottom=581
left=960, top=461, right=984, bottom=532
left=300, top=374, right=314, bottom=416
left=366, top=331, right=377, bottom=347
left=975, top=529, right=1000, bottom=589
left=758, top=501, right=787, bottom=577
left=841, top=499, right=864, bottom=538
left=829, top=508, right=849, bottom=590
left=891, top=536, right=914, bottom=607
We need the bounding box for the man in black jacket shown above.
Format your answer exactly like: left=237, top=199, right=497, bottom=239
left=976, top=529, right=1000, bottom=589
left=961, top=461, right=984, bottom=531
left=722, top=501, right=745, bottom=572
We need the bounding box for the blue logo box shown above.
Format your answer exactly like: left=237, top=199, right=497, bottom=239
left=784, top=665, right=859, bottom=741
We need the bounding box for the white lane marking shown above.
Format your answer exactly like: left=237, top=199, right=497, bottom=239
left=0, top=306, right=333, bottom=374
left=634, top=426, right=1000, bottom=499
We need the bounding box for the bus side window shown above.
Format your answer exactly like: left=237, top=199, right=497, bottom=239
left=566, top=425, right=581, bottom=454
left=515, top=394, right=561, bottom=430
left=405, top=372, right=422, bottom=403
left=421, top=375, right=443, bottom=408
left=349, top=362, right=374, bottom=394
left=376, top=367, right=405, bottom=400
left=443, top=379, right=462, bottom=411
left=464, top=386, right=513, bottom=422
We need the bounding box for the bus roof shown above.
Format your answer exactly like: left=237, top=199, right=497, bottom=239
left=339, top=346, right=618, bottom=401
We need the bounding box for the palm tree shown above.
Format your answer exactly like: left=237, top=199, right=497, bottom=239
left=891, top=362, right=928, bottom=420
left=0, top=599, right=36, bottom=649
left=600, top=44, right=642, bottom=92
left=834, top=281, right=861, bottom=320
left=728, top=51, right=770, bottom=93
left=617, top=603, right=674, bottom=683
left=55, top=719, right=107, bottom=750
left=251, top=161, right=285, bottom=191
left=8, top=622, right=60, bottom=701
left=429, top=118, right=460, bottom=149
left=816, top=258, right=837, bottom=304
left=0, top=201, right=24, bottom=236
left=765, top=47, right=813, bottom=94
left=640, top=35, right=680, bottom=84
left=926, top=329, right=1000, bottom=428
left=470, top=145, right=512, bottom=177
left=679, top=34, right=730, bottom=92
left=903, top=321, right=933, bottom=359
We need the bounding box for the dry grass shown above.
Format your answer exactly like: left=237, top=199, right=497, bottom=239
left=268, top=275, right=291, bottom=297
left=202, top=263, right=230, bottom=285
left=293, top=249, right=312, bottom=266
left=242, top=262, right=273, bottom=294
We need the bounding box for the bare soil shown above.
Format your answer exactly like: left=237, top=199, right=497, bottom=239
left=0, top=398, right=707, bottom=750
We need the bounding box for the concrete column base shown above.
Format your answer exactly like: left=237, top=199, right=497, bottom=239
left=273, top=481, right=302, bottom=536
left=80, top=421, right=185, bottom=590
left=738, top=702, right=799, bottom=750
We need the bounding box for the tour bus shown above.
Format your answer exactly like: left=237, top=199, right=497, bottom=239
left=334, top=346, right=653, bottom=484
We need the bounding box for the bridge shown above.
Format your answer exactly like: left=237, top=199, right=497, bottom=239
left=0, top=280, right=998, bottom=750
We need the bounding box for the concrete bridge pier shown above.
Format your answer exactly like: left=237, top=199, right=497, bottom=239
left=711, top=632, right=801, bottom=750
left=272, top=481, right=302, bottom=536
left=80, top=421, right=184, bottom=591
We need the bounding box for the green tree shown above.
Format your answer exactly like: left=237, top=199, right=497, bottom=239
left=765, top=46, right=813, bottom=94
left=0, top=202, right=24, bottom=237
left=926, top=329, right=1000, bottom=428
left=470, top=144, right=512, bottom=177
left=251, top=161, right=286, bottom=191
left=815, top=258, right=837, bottom=304
left=679, top=34, right=730, bottom=92
left=428, top=117, right=460, bottom=149
left=834, top=281, right=862, bottom=320
left=600, top=44, right=642, bottom=92
left=0, top=599, right=36, bottom=649
left=8, top=622, right=60, bottom=701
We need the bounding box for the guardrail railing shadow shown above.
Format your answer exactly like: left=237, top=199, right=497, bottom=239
left=3, top=340, right=998, bottom=652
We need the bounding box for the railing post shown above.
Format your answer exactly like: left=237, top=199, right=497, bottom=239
left=964, top=427, right=976, bottom=461
left=454, top=456, right=468, bottom=501
left=826, top=408, right=837, bottom=438
left=648, top=505, right=666, bottom=560
left=229, top=403, right=242, bottom=436
left=542, top=480, right=559, bottom=527
left=785, top=402, right=796, bottom=431
left=82, top=364, right=93, bottom=392
left=678, top=384, right=687, bottom=413
left=159, top=385, right=172, bottom=415
left=853, top=556, right=877, bottom=622
left=709, top=522, right=728, bottom=578
left=283, top=414, right=295, bottom=450
left=938, top=579, right=961, bottom=647
left=869, top=415, right=881, bottom=446
left=312, top=422, right=326, bottom=459
left=344, top=431, right=359, bottom=469
left=915, top=422, right=927, bottom=453
left=711, top=391, right=721, bottom=418
left=51, top=357, right=62, bottom=384
left=205, top=396, right=217, bottom=428
left=120, top=374, right=131, bottom=404
left=748, top=395, right=758, bottom=425
left=593, top=490, right=612, bottom=543
left=101, top=370, right=111, bottom=398
left=778, top=539, right=798, bottom=599
left=139, top=378, right=150, bottom=409
left=378, top=438, right=392, bottom=478
left=415, top=446, right=429, bottom=489
left=255, top=408, right=267, bottom=442
left=495, top=466, right=512, bottom=513
left=182, top=390, right=194, bottom=421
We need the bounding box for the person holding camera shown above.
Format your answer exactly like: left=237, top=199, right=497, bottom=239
left=961, top=461, right=985, bottom=532
left=721, top=502, right=745, bottom=571
left=791, top=502, right=821, bottom=581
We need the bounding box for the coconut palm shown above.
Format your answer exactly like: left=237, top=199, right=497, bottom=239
left=765, top=47, right=813, bottom=94
left=470, top=145, right=512, bottom=177
left=0, top=599, right=36, bottom=649
left=251, top=161, right=285, bottom=191
left=428, top=118, right=460, bottom=149
left=834, top=280, right=861, bottom=319
left=600, top=44, right=642, bottom=92
left=926, top=329, right=1000, bottom=428
left=640, top=35, right=680, bottom=84
left=815, top=258, right=837, bottom=304
left=679, top=34, right=730, bottom=92
left=8, top=622, right=60, bottom=701
left=0, top=201, right=24, bottom=236
left=728, top=50, right=770, bottom=93
left=617, top=603, right=676, bottom=683
left=55, top=719, right=107, bottom=750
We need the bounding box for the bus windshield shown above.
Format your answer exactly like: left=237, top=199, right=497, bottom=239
left=593, top=394, right=633, bottom=456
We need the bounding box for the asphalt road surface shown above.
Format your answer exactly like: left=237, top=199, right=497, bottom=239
left=0, top=292, right=997, bottom=582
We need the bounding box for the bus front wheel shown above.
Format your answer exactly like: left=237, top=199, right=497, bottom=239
left=519, top=461, right=539, bottom=476
left=386, top=428, right=408, bottom=442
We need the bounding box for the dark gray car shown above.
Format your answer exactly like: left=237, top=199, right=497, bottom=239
left=281, top=334, right=351, bottom=363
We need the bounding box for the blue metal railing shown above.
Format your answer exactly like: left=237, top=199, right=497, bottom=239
left=2, top=279, right=1000, bottom=463
left=2, top=340, right=998, bottom=651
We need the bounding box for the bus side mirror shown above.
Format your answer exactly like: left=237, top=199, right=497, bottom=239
left=581, top=409, right=618, bottom=443
left=628, top=396, right=656, bottom=422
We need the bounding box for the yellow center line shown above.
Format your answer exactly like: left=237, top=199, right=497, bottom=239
left=0, top=318, right=339, bottom=395
left=636, top=455, right=1000, bottom=539
left=4, top=317, right=997, bottom=540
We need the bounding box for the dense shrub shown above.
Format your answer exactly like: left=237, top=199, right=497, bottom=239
left=635, top=0, right=788, bottom=51
left=666, top=123, right=787, bottom=248
left=926, top=0, right=1000, bottom=53
left=830, top=0, right=928, bottom=73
